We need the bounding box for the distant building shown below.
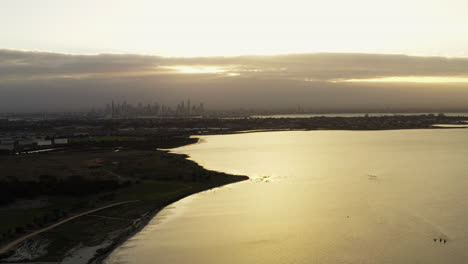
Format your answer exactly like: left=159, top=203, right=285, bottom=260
left=18, top=139, right=35, bottom=146
left=73, top=132, right=89, bottom=137
left=53, top=138, right=68, bottom=145
left=0, top=144, right=14, bottom=151
left=0, top=138, right=14, bottom=144
left=112, top=100, right=115, bottom=118
left=36, top=139, right=52, bottom=146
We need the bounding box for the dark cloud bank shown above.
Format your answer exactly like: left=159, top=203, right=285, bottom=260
left=1, top=49, right=468, bottom=112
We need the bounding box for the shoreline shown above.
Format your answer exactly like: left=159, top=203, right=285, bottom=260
left=90, top=178, right=245, bottom=264
left=2, top=126, right=467, bottom=263
left=91, top=127, right=468, bottom=264
left=0, top=137, right=248, bottom=264
left=89, top=139, right=248, bottom=264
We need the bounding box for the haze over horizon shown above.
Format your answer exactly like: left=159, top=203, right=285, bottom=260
left=2, top=49, right=468, bottom=112
left=2, top=0, right=468, bottom=112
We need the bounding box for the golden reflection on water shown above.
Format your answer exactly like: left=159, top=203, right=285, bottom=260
left=105, top=130, right=468, bottom=264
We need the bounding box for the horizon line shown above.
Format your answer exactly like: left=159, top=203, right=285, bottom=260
left=2, top=47, right=468, bottom=60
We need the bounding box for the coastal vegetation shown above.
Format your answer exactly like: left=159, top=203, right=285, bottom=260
left=0, top=136, right=247, bottom=263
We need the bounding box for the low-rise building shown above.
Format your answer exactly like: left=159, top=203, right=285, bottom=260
left=18, top=139, right=35, bottom=146
left=0, top=144, right=14, bottom=151
left=54, top=138, right=68, bottom=145
left=0, top=138, right=14, bottom=144
left=36, top=140, right=52, bottom=146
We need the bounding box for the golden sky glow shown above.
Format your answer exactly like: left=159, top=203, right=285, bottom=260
left=3, top=50, right=468, bottom=111
left=2, top=1, right=468, bottom=111
left=343, top=76, right=468, bottom=83
left=2, top=0, right=468, bottom=57
left=164, top=66, right=226, bottom=74
left=162, top=66, right=244, bottom=76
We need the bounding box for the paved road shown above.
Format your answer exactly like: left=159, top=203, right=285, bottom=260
left=0, top=200, right=139, bottom=254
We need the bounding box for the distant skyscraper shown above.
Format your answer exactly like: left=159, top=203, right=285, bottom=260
left=187, top=99, right=191, bottom=115
left=111, top=100, right=115, bottom=118
left=98, top=99, right=206, bottom=118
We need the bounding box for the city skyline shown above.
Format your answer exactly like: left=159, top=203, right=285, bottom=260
left=101, top=99, right=206, bottom=118
left=2, top=49, right=468, bottom=112
left=2, top=0, right=468, bottom=112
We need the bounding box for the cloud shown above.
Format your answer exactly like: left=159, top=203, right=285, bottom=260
left=1, top=49, right=468, bottom=111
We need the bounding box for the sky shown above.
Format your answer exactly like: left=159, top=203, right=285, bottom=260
left=2, top=0, right=468, bottom=57
left=1, top=1, right=468, bottom=111
left=2, top=50, right=468, bottom=112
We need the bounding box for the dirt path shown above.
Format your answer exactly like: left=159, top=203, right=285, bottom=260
left=0, top=200, right=139, bottom=254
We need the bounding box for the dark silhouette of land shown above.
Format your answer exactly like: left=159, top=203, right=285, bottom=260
left=0, top=114, right=466, bottom=262
left=0, top=138, right=247, bottom=263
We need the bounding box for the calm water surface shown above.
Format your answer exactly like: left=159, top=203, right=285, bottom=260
left=251, top=112, right=468, bottom=118
left=105, top=129, right=468, bottom=264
